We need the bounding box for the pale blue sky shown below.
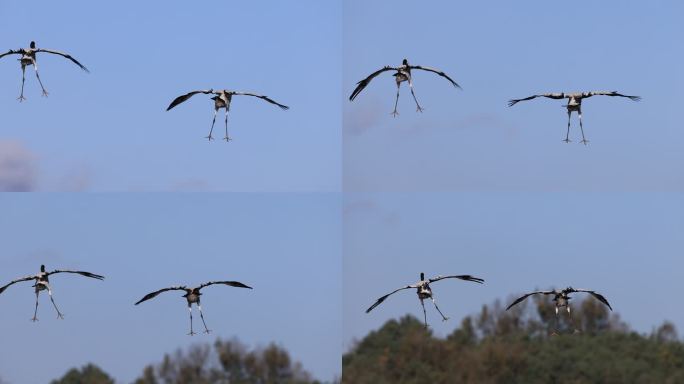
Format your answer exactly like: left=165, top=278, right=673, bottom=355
left=344, top=193, right=684, bottom=350
left=344, top=0, right=684, bottom=192
left=0, top=1, right=340, bottom=192
left=0, top=194, right=341, bottom=383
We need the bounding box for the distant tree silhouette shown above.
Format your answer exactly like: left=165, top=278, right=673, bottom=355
left=343, top=296, right=684, bottom=384
left=50, top=363, right=114, bottom=384
left=134, top=338, right=321, bottom=384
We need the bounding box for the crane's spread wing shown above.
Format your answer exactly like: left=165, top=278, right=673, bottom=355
left=0, top=49, right=22, bottom=60
left=198, top=280, right=253, bottom=290
left=366, top=285, right=414, bottom=313
left=231, top=92, right=289, bottom=110
left=349, top=66, right=397, bottom=101
left=409, top=65, right=461, bottom=89
left=584, top=91, right=641, bottom=102
left=135, top=286, right=188, bottom=305
left=35, top=49, right=89, bottom=72
left=569, top=288, right=613, bottom=310
left=0, top=275, right=36, bottom=294
left=505, top=290, right=556, bottom=310
left=508, top=93, right=566, bottom=107
left=46, top=269, right=105, bottom=280
left=166, top=89, right=215, bottom=111
left=428, top=275, right=484, bottom=284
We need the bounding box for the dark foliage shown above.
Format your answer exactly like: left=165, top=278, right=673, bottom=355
left=343, top=296, right=684, bottom=384
left=133, top=338, right=321, bottom=384
left=50, top=363, right=115, bottom=384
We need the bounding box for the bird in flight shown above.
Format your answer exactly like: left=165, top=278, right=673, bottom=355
left=349, top=59, right=461, bottom=116
left=0, top=264, right=104, bottom=321
left=366, top=272, right=484, bottom=328
left=506, top=286, right=612, bottom=334
left=508, top=91, right=641, bottom=144
left=166, top=89, right=289, bottom=142
left=135, top=280, right=252, bottom=335
left=0, top=41, right=89, bottom=101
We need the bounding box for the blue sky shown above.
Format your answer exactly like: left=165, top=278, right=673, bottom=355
left=0, top=1, right=340, bottom=192
left=344, top=192, right=684, bottom=350
left=344, top=1, right=684, bottom=192
left=0, top=194, right=341, bottom=383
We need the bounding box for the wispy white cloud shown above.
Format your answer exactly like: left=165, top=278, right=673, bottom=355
left=0, top=140, right=36, bottom=192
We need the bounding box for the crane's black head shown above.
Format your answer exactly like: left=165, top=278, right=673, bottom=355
left=402, top=58, right=408, bottom=65
left=40, top=264, right=46, bottom=272
left=30, top=41, right=36, bottom=49
left=420, top=272, right=424, bottom=280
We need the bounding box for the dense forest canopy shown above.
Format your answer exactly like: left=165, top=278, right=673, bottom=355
left=42, top=338, right=326, bottom=384
left=343, top=295, right=684, bottom=384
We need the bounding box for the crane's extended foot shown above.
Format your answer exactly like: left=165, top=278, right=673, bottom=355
left=416, top=106, right=424, bottom=113
left=223, top=136, right=232, bottom=142
left=41, top=90, right=49, bottom=97
left=390, top=110, right=399, bottom=117
left=204, top=329, right=212, bottom=334
left=442, top=317, right=450, bottom=322
left=188, top=331, right=196, bottom=336
left=563, top=138, right=572, bottom=143
left=31, top=316, right=38, bottom=322
left=580, top=139, right=589, bottom=145
left=205, top=135, right=214, bottom=141
left=56, top=312, right=64, bottom=320
left=17, top=95, right=26, bottom=102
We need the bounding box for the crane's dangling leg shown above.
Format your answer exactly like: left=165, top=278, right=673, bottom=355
left=391, top=82, right=401, bottom=117
left=223, top=104, right=232, bottom=142
left=33, top=63, right=48, bottom=97
left=187, top=304, right=196, bottom=336
left=408, top=80, right=424, bottom=113
left=563, top=110, right=572, bottom=143
left=431, top=297, right=449, bottom=322
left=18, top=65, right=27, bottom=102
left=579, top=111, right=589, bottom=145
left=197, top=303, right=211, bottom=334
left=551, top=306, right=559, bottom=336
left=31, top=290, right=39, bottom=322
left=420, top=298, right=427, bottom=328
left=47, top=287, right=64, bottom=319
left=206, top=109, right=217, bottom=141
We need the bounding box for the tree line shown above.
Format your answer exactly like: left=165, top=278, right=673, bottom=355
left=343, top=295, right=684, bottom=383
left=41, top=338, right=329, bottom=384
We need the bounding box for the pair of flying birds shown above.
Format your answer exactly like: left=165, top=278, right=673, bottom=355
left=350, top=58, right=640, bottom=144
left=0, top=265, right=251, bottom=336
left=0, top=41, right=289, bottom=142
left=367, top=272, right=612, bottom=330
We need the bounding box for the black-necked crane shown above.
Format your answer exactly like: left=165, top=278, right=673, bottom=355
left=366, top=272, right=484, bottom=328
left=349, top=58, right=461, bottom=116
left=166, top=89, right=289, bottom=141
left=506, top=286, right=612, bottom=334
left=508, top=91, right=641, bottom=145
left=135, top=280, right=252, bottom=335
left=0, top=264, right=104, bottom=321
left=0, top=41, right=89, bottom=101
